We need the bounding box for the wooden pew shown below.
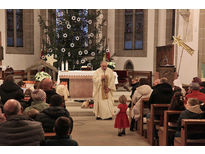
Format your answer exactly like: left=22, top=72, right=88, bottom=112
left=158, top=110, right=182, bottom=146
left=174, top=119, right=205, bottom=146
left=147, top=104, right=170, bottom=145
left=137, top=97, right=150, bottom=137
left=44, top=132, right=56, bottom=139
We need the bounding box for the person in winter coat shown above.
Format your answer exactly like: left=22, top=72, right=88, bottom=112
left=0, top=75, right=24, bottom=105
left=43, top=116, right=78, bottom=146
left=23, top=89, right=49, bottom=114
left=35, top=94, right=73, bottom=133
left=148, top=77, right=173, bottom=107
left=130, top=78, right=152, bottom=131
left=0, top=99, right=44, bottom=146
left=184, top=82, right=205, bottom=104
left=175, top=98, right=205, bottom=138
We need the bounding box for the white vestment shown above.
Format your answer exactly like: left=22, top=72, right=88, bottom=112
left=93, top=67, right=116, bottom=119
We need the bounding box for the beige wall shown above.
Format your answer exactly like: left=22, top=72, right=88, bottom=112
left=0, top=9, right=41, bottom=70
left=175, top=9, right=199, bottom=84
left=157, top=9, right=167, bottom=46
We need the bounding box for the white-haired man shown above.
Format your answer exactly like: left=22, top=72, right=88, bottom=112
left=93, top=61, right=116, bottom=120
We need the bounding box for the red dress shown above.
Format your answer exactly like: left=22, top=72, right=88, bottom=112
left=114, top=104, right=130, bottom=128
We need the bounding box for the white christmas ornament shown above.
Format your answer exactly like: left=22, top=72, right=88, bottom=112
left=70, top=43, right=75, bottom=48
left=88, top=20, right=92, bottom=24
left=67, top=24, right=71, bottom=29
left=78, top=51, right=83, bottom=55
left=106, top=49, right=109, bottom=52
left=72, top=16, right=76, bottom=20
left=81, top=59, right=85, bottom=64
left=91, top=52, right=95, bottom=56
left=63, top=33, right=68, bottom=38
left=65, top=21, right=69, bottom=25
left=90, top=33, right=94, bottom=37
left=68, top=52, right=71, bottom=57
left=77, top=17, right=81, bottom=22
left=75, top=36, right=79, bottom=41
left=61, top=48, right=66, bottom=52
left=58, top=21, right=62, bottom=25
left=41, top=56, right=45, bottom=60
left=48, top=48, right=53, bottom=52
left=84, top=50, right=88, bottom=54
left=87, top=63, right=91, bottom=67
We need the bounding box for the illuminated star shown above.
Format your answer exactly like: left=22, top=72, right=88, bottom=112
left=45, top=54, right=57, bottom=66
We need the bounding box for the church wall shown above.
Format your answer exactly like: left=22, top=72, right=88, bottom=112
left=0, top=9, right=41, bottom=71
left=157, top=9, right=166, bottom=46
left=112, top=9, right=156, bottom=72
left=175, top=9, right=199, bottom=84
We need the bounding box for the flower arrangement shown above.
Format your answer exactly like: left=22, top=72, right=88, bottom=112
left=34, top=71, right=51, bottom=81
left=107, top=62, right=116, bottom=69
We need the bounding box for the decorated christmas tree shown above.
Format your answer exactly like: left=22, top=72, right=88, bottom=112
left=39, top=9, right=106, bottom=70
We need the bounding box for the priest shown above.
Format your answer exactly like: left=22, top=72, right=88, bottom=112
left=93, top=61, right=116, bottom=120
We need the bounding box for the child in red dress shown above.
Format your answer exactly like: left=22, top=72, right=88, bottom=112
left=114, top=95, right=130, bottom=136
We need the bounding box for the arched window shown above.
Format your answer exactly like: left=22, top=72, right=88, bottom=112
left=124, top=60, right=134, bottom=70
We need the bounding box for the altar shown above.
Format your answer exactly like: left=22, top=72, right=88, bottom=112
left=58, top=71, right=118, bottom=98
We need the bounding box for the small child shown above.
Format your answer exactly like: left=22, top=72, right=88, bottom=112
left=114, top=95, right=130, bottom=136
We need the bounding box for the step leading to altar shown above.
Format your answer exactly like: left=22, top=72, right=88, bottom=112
left=66, top=91, right=131, bottom=116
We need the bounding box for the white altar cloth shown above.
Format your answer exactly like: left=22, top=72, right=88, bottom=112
left=57, top=70, right=118, bottom=84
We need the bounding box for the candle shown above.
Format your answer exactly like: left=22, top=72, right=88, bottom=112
left=65, top=60, right=68, bottom=71
left=61, top=61, right=64, bottom=71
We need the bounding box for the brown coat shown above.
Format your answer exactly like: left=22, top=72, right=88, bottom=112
left=0, top=115, right=44, bottom=146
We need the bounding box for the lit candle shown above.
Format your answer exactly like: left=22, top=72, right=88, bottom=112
left=65, top=60, right=68, bottom=71
left=61, top=61, right=64, bottom=71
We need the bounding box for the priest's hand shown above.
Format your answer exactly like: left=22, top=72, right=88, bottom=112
left=105, top=88, right=110, bottom=93
left=101, top=75, right=105, bottom=81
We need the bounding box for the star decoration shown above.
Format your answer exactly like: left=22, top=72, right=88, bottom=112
left=173, top=35, right=194, bottom=56
left=45, top=54, right=57, bottom=66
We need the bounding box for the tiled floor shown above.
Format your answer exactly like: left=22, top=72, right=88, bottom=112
left=71, top=116, right=150, bottom=146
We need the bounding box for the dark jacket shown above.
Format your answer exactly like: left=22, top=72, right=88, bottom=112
left=0, top=115, right=44, bottom=146
left=44, top=89, right=57, bottom=104
left=35, top=106, right=73, bottom=132
left=44, top=135, right=78, bottom=146
left=149, top=83, right=173, bottom=107
left=0, top=81, right=24, bottom=105
left=177, top=107, right=205, bottom=131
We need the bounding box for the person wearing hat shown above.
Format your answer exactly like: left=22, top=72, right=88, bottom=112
left=184, top=82, right=205, bottom=104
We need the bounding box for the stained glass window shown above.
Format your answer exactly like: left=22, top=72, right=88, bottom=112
left=7, top=9, right=24, bottom=47
left=7, top=9, right=14, bottom=47
left=16, top=9, right=23, bottom=47
left=124, top=9, right=144, bottom=50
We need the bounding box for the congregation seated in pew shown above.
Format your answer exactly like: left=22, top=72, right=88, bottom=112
left=43, top=116, right=78, bottom=146
left=35, top=94, right=73, bottom=133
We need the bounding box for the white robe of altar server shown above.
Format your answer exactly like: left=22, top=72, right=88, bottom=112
left=93, top=67, right=116, bottom=119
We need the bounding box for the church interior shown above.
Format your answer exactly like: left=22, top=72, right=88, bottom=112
left=1, top=8, right=205, bottom=148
